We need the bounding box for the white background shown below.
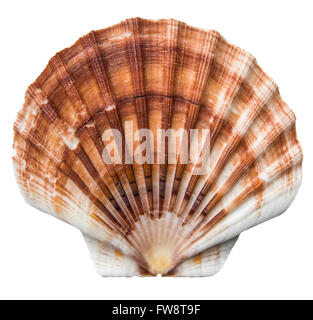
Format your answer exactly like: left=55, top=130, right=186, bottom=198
left=0, top=0, right=312, bottom=300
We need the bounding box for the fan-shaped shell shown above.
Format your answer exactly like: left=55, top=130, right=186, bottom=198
left=13, top=18, right=302, bottom=276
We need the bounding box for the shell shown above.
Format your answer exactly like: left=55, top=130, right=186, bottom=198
left=13, top=18, right=303, bottom=277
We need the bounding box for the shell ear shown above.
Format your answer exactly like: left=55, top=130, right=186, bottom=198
left=168, top=236, right=238, bottom=277
left=83, top=234, right=144, bottom=277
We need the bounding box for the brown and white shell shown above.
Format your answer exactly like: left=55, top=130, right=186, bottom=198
left=13, top=18, right=303, bottom=277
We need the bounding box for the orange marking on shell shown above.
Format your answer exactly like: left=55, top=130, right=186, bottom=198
left=54, top=196, right=61, bottom=214
left=114, top=249, right=123, bottom=260
left=193, top=254, right=202, bottom=265
left=90, top=212, right=102, bottom=224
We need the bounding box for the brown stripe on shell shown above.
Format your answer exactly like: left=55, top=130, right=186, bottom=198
left=175, top=126, right=302, bottom=257
left=50, top=52, right=138, bottom=228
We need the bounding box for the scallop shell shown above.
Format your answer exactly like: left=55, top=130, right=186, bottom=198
left=13, top=18, right=303, bottom=277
